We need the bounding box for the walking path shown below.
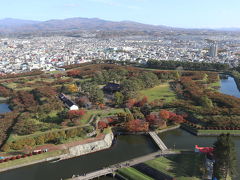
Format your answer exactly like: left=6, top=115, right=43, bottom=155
left=71, top=150, right=179, bottom=180
left=148, top=131, right=168, bottom=151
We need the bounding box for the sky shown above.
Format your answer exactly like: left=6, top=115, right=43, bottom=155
left=0, top=0, right=239, bottom=28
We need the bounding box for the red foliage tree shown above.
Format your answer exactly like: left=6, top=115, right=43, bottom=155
left=138, top=96, right=148, bottom=107
left=98, top=121, right=108, bottom=129
left=68, top=110, right=85, bottom=119
left=159, top=110, right=170, bottom=120
left=146, top=114, right=158, bottom=125
left=170, top=115, right=185, bottom=124
left=0, top=86, right=11, bottom=97
left=125, top=119, right=149, bottom=132
left=126, top=99, right=137, bottom=109
left=67, top=70, right=81, bottom=77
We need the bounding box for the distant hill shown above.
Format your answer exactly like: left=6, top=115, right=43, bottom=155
left=0, top=18, right=39, bottom=28
left=216, top=27, right=240, bottom=32
left=0, top=17, right=172, bottom=33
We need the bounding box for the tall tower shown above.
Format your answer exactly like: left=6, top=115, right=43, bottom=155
left=209, top=42, right=218, bottom=57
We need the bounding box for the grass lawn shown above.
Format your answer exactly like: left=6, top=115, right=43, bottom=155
left=81, top=108, right=125, bottom=124
left=198, top=129, right=240, bottom=135
left=145, top=153, right=204, bottom=180
left=208, top=80, right=220, bottom=91
left=139, top=83, right=176, bottom=102
left=118, top=167, right=154, bottom=180
left=0, top=150, right=66, bottom=170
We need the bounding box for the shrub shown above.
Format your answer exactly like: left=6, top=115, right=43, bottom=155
left=22, top=154, right=27, bottom=158
left=1, top=144, right=10, bottom=152
left=35, top=135, right=45, bottom=145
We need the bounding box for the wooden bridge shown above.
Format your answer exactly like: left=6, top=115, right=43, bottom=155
left=148, top=131, right=168, bottom=151
left=70, top=150, right=179, bottom=180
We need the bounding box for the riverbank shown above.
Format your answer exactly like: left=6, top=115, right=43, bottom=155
left=0, top=132, right=114, bottom=173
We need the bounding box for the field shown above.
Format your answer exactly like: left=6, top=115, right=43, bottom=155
left=139, top=83, right=176, bottom=102
left=145, top=153, right=204, bottom=180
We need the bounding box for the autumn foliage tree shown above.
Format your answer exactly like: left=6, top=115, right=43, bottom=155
left=138, top=96, right=148, bottom=107
left=0, top=86, right=12, bottom=97
left=67, top=110, right=85, bottom=120
left=159, top=110, right=170, bottom=120
left=67, top=70, right=81, bottom=77
left=67, top=84, right=78, bottom=93
left=98, top=121, right=108, bottom=130
left=125, top=99, right=137, bottom=109
left=125, top=119, right=149, bottom=132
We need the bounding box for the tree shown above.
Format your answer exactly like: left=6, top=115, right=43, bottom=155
left=200, top=96, right=213, bottom=108
left=117, top=112, right=134, bottom=123
left=131, top=107, right=145, bottom=120
left=213, top=134, right=237, bottom=180
left=121, top=79, right=137, bottom=100
left=68, top=110, right=85, bottom=120
left=139, top=72, right=159, bottom=88
left=170, top=115, right=185, bottom=124
left=89, top=88, right=104, bottom=104
left=67, top=70, right=81, bottom=77
left=203, top=73, right=208, bottom=82
left=159, top=110, right=170, bottom=120
left=76, top=96, right=91, bottom=108
left=138, top=96, right=148, bottom=107
left=13, top=116, right=38, bottom=135
left=140, top=104, right=151, bottom=116
left=125, top=119, right=149, bottom=132
left=126, top=99, right=137, bottom=109
left=114, top=92, right=124, bottom=107
left=98, top=121, right=108, bottom=129
left=67, top=84, right=78, bottom=93
left=93, top=71, right=105, bottom=85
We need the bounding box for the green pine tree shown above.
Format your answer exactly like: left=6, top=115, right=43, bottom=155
left=213, top=134, right=237, bottom=180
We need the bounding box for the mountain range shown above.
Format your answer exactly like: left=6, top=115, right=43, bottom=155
left=0, top=17, right=174, bottom=33
left=0, top=17, right=239, bottom=34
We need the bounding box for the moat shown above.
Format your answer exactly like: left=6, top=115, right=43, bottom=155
left=0, top=75, right=240, bottom=180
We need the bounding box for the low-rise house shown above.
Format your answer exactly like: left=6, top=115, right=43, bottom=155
left=59, top=93, right=79, bottom=110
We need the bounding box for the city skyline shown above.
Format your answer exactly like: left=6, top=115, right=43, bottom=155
left=0, top=0, right=240, bottom=29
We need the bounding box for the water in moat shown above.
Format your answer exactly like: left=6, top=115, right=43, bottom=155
left=0, top=104, right=11, bottom=114
left=0, top=135, right=158, bottom=180
left=220, top=75, right=240, bottom=98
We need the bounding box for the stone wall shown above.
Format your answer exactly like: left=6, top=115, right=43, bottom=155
left=68, top=133, right=114, bottom=157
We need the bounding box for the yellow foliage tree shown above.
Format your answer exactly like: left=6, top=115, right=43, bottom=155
left=67, top=84, right=78, bottom=93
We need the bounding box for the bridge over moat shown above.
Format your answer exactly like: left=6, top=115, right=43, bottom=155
left=70, top=132, right=172, bottom=180
left=148, top=131, right=168, bottom=151
left=70, top=150, right=179, bottom=180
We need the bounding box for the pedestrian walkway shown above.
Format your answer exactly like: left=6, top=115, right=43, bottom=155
left=148, top=131, right=168, bottom=151
left=71, top=150, right=179, bottom=180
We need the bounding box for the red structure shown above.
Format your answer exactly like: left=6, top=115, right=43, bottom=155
left=195, top=145, right=214, bottom=153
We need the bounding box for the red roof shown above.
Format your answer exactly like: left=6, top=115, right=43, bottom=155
left=195, top=145, right=214, bottom=153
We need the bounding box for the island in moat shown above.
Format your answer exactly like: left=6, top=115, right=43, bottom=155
left=0, top=60, right=239, bottom=180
